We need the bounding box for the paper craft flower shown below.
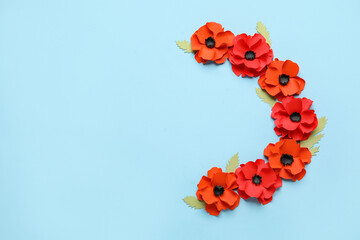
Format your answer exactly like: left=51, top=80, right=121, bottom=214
left=191, top=22, right=235, bottom=64
left=258, top=59, right=305, bottom=100
left=196, top=167, right=240, bottom=216
left=264, top=139, right=312, bottom=181
left=228, top=33, right=273, bottom=77
left=235, top=159, right=282, bottom=205
left=272, top=96, right=318, bottom=141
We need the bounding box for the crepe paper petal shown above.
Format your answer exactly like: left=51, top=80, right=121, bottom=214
left=220, top=189, right=239, bottom=206
left=258, top=59, right=305, bottom=100
left=225, top=152, right=240, bottom=173
left=271, top=96, right=318, bottom=141
left=183, top=196, right=206, bottom=209
left=282, top=60, right=299, bottom=77
left=176, top=40, right=193, bottom=53
left=194, top=167, right=239, bottom=215
left=205, top=203, right=221, bottom=216
left=255, top=88, right=277, bottom=107
left=235, top=160, right=281, bottom=204
left=264, top=139, right=312, bottom=181
left=241, top=161, right=258, bottom=179
left=229, top=33, right=273, bottom=77
left=197, top=176, right=212, bottom=190
left=207, top=167, right=222, bottom=178
left=256, top=21, right=271, bottom=46
left=190, top=22, right=234, bottom=64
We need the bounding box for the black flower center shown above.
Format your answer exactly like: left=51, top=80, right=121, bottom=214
left=213, top=185, right=224, bottom=196
left=245, top=51, right=256, bottom=60
left=252, top=174, right=262, bottom=185
left=205, top=37, right=215, bottom=48
left=290, top=112, right=301, bottom=122
left=279, top=74, right=290, bottom=86
left=281, top=154, right=294, bottom=166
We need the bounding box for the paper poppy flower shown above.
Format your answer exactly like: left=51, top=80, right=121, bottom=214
left=228, top=33, right=273, bottom=77
left=258, top=59, right=305, bottom=100
left=196, top=167, right=239, bottom=216
left=264, top=139, right=312, bottom=181
left=272, top=96, right=318, bottom=141
left=235, top=159, right=282, bottom=205
left=191, top=22, right=235, bottom=64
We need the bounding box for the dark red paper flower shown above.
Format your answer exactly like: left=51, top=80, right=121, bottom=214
left=258, top=59, right=305, bottom=100
left=229, top=33, right=273, bottom=77
left=196, top=167, right=240, bottom=216
left=191, top=22, right=235, bottom=64
left=235, top=159, right=282, bottom=205
left=264, top=139, right=312, bottom=181
left=272, top=96, right=318, bottom=141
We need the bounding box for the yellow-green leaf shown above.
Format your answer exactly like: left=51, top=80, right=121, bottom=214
left=183, top=196, right=205, bottom=209
left=311, top=116, right=327, bottom=136
left=225, top=153, right=239, bottom=173
left=256, top=21, right=272, bottom=46
left=300, top=116, right=327, bottom=154
left=310, top=146, right=320, bottom=156
left=176, top=40, right=193, bottom=53
left=256, top=88, right=276, bottom=107
left=301, top=133, right=324, bottom=149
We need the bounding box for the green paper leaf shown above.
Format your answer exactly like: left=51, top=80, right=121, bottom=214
left=225, top=152, right=239, bottom=173
left=300, top=116, right=327, bottom=155
left=256, top=21, right=272, bottom=46
left=310, top=146, right=320, bottom=156
left=256, top=88, right=276, bottom=107
left=311, top=116, right=327, bottom=136
left=183, top=196, right=205, bottom=209
left=176, top=40, right=193, bottom=53
left=301, top=133, right=324, bottom=149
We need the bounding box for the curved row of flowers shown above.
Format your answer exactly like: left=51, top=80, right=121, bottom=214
left=181, top=22, right=322, bottom=216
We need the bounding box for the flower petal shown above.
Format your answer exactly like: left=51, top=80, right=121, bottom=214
left=259, top=168, right=277, bottom=188
left=245, top=181, right=264, bottom=198
left=205, top=203, right=221, bottom=216
left=282, top=60, right=299, bottom=77
left=219, top=189, right=239, bottom=206
left=241, top=161, right=258, bottom=179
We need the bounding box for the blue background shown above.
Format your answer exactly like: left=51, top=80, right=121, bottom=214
left=0, top=0, right=359, bottom=239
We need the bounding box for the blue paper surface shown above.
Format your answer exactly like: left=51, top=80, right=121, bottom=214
left=0, top=0, right=359, bottom=239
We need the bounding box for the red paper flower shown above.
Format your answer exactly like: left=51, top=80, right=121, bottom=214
left=229, top=33, right=273, bottom=77
left=272, top=96, right=318, bottom=141
left=264, top=139, right=312, bottom=181
left=258, top=59, right=305, bottom=100
left=191, top=22, right=235, bottom=64
left=235, top=159, right=282, bottom=205
left=196, top=167, right=239, bottom=216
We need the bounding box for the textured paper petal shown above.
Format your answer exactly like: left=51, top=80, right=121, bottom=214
left=282, top=60, right=299, bottom=76
left=241, top=161, right=258, bottom=179
left=259, top=168, right=277, bottom=188
left=220, top=190, right=239, bottom=206
left=205, top=203, right=220, bottom=216
left=245, top=181, right=263, bottom=198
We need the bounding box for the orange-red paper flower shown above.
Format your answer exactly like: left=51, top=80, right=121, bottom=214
left=229, top=33, right=273, bottom=77
left=196, top=167, right=239, bottom=216
left=272, top=96, right=318, bottom=141
left=264, top=139, right=312, bottom=181
left=235, top=159, right=282, bottom=205
left=191, top=22, right=234, bottom=64
left=258, top=59, right=305, bottom=100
